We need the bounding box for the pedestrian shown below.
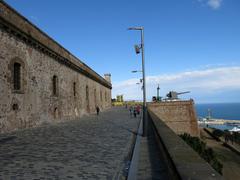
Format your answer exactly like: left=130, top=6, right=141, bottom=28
left=136, top=105, right=140, bottom=115
left=133, top=106, right=137, bottom=118
left=224, top=133, right=229, bottom=143
left=96, top=106, right=100, bottom=115
left=129, top=106, right=133, bottom=117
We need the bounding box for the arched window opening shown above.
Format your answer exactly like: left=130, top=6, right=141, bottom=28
left=105, top=91, right=107, bottom=101
left=13, top=62, right=21, bottom=90
left=52, top=75, right=58, bottom=96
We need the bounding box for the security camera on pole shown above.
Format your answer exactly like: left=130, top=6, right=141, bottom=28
left=128, top=26, right=147, bottom=137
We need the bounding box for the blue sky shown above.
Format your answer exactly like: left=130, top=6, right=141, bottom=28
left=5, top=0, right=240, bottom=103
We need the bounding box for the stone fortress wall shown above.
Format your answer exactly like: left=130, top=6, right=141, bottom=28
left=0, top=1, right=112, bottom=133
left=148, top=100, right=199, bottom=136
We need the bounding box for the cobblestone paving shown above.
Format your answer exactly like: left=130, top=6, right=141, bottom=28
left=0, top=107, right=140, bottom=180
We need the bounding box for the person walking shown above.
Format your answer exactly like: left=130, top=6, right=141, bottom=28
left=136, top=105, right=141, bottom=115
left=129, top=106, right=133, bottom=117
left=133, top=106, right=137, bottom=118
left=96, top=106, right=100, bottom=115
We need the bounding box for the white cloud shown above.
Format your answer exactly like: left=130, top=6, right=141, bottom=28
left=112, top=66, right=240, bottom=102
left=207, top=0, right=222, bottom=9
left=197, top=0, right=223, bottom=10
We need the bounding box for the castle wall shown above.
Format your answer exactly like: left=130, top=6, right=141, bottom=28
left=148, top=100, right=199, bottom=136
left=0, top=2, right=111, bottom=133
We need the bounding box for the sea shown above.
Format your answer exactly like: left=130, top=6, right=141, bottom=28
left=195, top=103, right=240, bottom=131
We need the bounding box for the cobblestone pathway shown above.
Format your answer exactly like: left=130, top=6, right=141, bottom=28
left=0, top=107, right=140, bottom=180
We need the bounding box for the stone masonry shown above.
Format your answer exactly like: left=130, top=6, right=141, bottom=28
left=0, top=1, right=112, bottom=133
left=148, top=100, right=199, bottom=136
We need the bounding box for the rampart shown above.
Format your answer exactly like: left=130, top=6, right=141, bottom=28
left=148, top=100, right=199, bottom=136
left=0, top=1, right=112, bottom=133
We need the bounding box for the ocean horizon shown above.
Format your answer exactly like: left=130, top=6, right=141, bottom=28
left=195, top=102, right=240, bottom=120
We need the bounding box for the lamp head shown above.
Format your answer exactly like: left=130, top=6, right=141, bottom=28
left=128, top=27, right=143, bottom=30
left=134, top=45, right=140, bottom=54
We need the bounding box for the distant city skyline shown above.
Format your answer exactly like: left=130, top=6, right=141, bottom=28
left=5, top=0, right=240, bottom=103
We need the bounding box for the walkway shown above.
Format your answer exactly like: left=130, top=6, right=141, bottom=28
left=137, top=120, right=170, bottom=180
left=0, top=107, right=140, bottom=180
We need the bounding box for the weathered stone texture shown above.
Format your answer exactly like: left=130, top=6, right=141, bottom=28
left=148, top=100, right=199, bottom=136
left=0, top=2, right=111, bottom=133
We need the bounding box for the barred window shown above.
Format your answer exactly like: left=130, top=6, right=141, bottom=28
left=13, top=62, right=21, bottom=90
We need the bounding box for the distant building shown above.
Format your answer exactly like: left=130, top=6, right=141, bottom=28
left=0, top=1, right=112, bottom=133
left=116, top=95, right=124, bottom=102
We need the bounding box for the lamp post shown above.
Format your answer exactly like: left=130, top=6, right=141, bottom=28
left=128, top=26, right=147, bottom=137
left=157, top=84, right=160, bottom=101
left=131, top=70, right=142, bottom=73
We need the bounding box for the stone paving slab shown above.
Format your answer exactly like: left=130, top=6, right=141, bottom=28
left=0, top=107, right=140, bottom=180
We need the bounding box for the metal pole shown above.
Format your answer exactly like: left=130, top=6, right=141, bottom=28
left=141, top=28, right=147, bottom=137
left=157, top=84, right=160, bottom=100
left=128, top=26, right=147, bottom=137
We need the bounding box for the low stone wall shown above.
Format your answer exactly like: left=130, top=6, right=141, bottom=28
left=148, top=100, right=199, bottom=136
left=148, top=110, right=223, bottom=180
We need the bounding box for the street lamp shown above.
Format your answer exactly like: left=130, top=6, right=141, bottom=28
left=157, top=84, right=160, bottom=101
left=128, top=26, right=147, bottom=137
left=131, top=70, right=142, bottom=73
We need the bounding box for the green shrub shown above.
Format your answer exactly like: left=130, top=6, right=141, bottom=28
left=212, top=129, right=224, bottom=138
left=179, top=133, right=223, bottom=174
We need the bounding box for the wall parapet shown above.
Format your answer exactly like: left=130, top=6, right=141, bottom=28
left=148, top=100, right=199, bottom=136
left=148, top=109, right=223, bottom=180
left=0, top=1, right=111, bottom=89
